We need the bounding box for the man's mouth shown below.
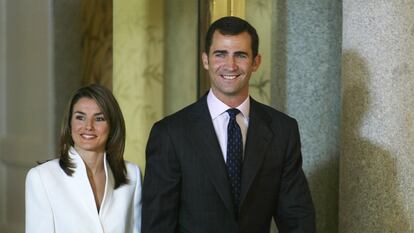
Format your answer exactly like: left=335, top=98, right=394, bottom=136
left=221, top=74, right=240, bottom=80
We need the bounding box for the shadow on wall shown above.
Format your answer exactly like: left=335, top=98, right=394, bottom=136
left=339, top=51, right=409, bottom=233
left=273, top=159, right=340, bottom=233
left=307, top=153, right=339, bottom=232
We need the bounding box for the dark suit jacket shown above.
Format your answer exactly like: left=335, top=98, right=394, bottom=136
left=142, top=96, right=315, bottom=233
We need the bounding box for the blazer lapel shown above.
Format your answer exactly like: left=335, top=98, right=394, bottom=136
left=239, top=98, right=273, bottom=207
left=188, top=97, right=235, bottom=218
left=69, top=148, right=105, bottom=233
left=98, top=153, right=114, bottom=219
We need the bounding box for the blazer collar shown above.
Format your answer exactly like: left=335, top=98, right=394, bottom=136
left=68, top=147, right=115, bottom=219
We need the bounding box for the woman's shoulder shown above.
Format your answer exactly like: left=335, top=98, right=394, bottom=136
left=28, top=158, right=61, bottom=175
left=124, top=161, right=142, bottom=182
left=26, top=158, right=63, bottom=186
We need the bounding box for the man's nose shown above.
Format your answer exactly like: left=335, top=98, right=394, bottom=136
left=225, top=56, right=237, bottom=70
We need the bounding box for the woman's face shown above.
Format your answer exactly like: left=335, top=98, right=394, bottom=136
left=71, top=97, right=109, bottom=155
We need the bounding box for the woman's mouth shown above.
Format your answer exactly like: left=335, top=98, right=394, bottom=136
left=81, top=133, right=97, bottom=139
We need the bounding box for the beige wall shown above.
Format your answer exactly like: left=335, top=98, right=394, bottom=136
left=0, top=0, right=6, bottom=229
left=164, top=0, right=198, bottom=115
left=0, top=0, right=5, bottom=136
left=81, top=0, right=113, bottom=88
left=113, top=0, right=165, bottom=172
left=246, top=0, right=272, bottom=105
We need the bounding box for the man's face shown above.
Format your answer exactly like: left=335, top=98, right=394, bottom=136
left=202, top=31, right=261, bottom=104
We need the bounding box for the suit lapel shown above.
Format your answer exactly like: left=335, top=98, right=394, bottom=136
left=239, top=98, right=273, bottom=207
left=188, top=97, right=235, bottom=217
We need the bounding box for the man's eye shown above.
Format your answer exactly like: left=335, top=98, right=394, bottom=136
left=215, top=53, right=225, bottom=58
left=236, top=54, right=247, bottom=59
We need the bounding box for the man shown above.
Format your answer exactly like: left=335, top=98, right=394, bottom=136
left=142, top=16, right=315, bottom=233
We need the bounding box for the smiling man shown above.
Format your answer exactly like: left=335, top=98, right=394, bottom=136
left=202, top=29, right=260, bottom=108
left=142, top=16, right=315, bottom=233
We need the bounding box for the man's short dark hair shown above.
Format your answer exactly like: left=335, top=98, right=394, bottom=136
left=205, top=16, right=259, bottom=58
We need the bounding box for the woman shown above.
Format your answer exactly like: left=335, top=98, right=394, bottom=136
left=25, top=84, right=141, bottom=233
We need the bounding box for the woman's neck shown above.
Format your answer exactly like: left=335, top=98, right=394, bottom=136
left=74, top=147, right=106, bottom=211
left=75, top=147, right=105, bottom=175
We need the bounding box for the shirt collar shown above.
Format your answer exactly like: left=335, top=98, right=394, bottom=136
left=207, top=89, right=250, bottom=120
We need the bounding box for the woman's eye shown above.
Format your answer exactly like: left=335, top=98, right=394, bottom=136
left=96, top=116, right=106, bottom=121
left=75, top=115, right=85, bottom=120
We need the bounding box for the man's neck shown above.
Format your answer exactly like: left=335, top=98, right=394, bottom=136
left=210, top=90, right=249, bottom=108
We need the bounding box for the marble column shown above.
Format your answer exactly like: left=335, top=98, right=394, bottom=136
left=340, top=1, right=414, bottom=232
left=0, top=1, right=56, bottom=232
left=272, top=1, right=342, bottom=232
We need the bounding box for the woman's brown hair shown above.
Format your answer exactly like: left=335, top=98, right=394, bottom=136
left=59, top=84, right=128, bottom=188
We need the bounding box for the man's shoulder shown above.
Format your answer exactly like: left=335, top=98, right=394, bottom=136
left=251, top=98, right=296, bottom=123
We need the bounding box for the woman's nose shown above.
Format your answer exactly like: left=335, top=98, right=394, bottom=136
left=85, top=119, right=94, bottom=130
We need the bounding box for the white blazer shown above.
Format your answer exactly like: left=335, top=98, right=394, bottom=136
left=25, top=148, right=142, bottom=233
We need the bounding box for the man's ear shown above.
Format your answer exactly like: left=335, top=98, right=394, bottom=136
left=202, top=52, right=209, bottom=70
left=252, top=54, right=262, bottom=72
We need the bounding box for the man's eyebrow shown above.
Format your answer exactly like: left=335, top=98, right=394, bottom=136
left=234, top=51, right=248, bottom=56
left=212, top=50, right=228, bottom=54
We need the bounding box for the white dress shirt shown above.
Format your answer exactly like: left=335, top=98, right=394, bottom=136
left=25, top=147, right=142, bottom=233
left=207, top=90, right=250, bottom=162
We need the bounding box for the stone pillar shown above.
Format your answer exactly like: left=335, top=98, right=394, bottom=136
left=272, top=1, right=342, bottom=232
left=1, top=1, right=83, bottom=232
left=0, top=1, right=55, bottom=232
left=340, top=1, right=414, bottom=232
